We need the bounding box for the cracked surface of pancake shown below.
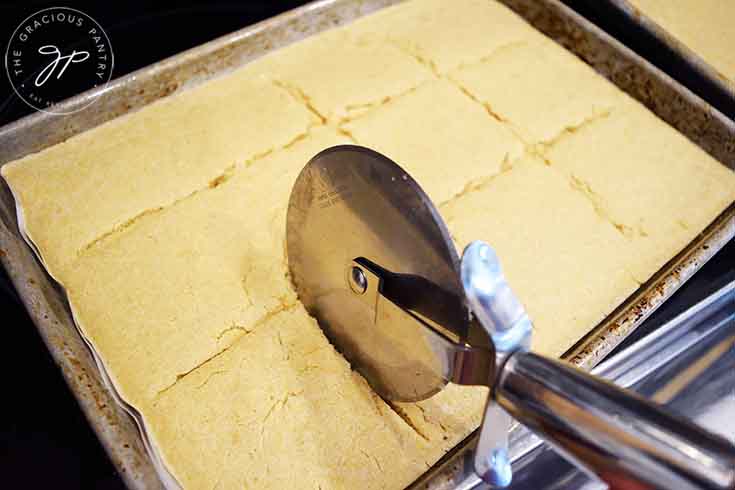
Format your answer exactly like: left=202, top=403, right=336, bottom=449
left=441, top=157, right=640, bottom=356
left=145, top=307, right=442, bottom=490
left=342, top=79, right=524, bottom=205
left=449, top=36, right=622, bottom=144
left=350, top=0, right=534, bottom=74
left=545, top=97, right=735, bottom=283
left=63, top=128, right=349, bottom=407
left=258, top=24, right=433, bottom=121
left=2, top=66, right=318, bottom=276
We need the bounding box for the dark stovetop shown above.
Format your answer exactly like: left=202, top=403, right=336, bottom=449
left=0, top=1, right=733, bottom=488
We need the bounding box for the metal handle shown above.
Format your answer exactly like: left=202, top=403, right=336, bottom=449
left=496, top=350, right=735, bottom=490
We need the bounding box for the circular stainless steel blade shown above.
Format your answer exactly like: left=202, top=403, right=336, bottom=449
left=286, top=145, right=468, bottom=401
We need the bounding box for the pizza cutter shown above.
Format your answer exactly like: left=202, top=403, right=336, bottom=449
left=286, top=145, right=735, bottom=490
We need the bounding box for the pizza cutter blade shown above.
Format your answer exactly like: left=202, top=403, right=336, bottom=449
left=286, top=145, right=735, bottom=490
left=286, top=145, right=492, bottom=402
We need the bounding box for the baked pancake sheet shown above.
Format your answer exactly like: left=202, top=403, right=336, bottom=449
left=3, top=0, right=735, bottom=488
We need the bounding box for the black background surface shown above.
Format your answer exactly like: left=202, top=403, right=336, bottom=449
left=0, top=1, right=733, bottom=488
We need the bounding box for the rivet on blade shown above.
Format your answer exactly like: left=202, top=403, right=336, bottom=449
left=349, top=266, right=368, bottom=294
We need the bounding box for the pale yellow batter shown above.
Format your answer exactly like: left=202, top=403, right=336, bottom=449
left=626, top=0, right=735, bottom=86
left=343, top=78, right=524, bottom=205
left=2, top=0, right=734, bottom=488
left=442, top=156, right=640, bottom=355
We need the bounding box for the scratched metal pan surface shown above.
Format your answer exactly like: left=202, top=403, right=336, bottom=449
left=603, top=0, right=735, bottom=111
left=0, top=0, right=733, bottom=489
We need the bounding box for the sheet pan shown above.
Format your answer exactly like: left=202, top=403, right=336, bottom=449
left=0, top=0, right=733, bottom=488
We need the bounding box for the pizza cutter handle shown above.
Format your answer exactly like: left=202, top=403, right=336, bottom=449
left=495, top=350, right=735, bottom=490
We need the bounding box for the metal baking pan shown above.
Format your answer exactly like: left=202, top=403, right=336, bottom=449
left=0, top=0, right=733, bottom=488
left=591, top=0, right=735, bottom=114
